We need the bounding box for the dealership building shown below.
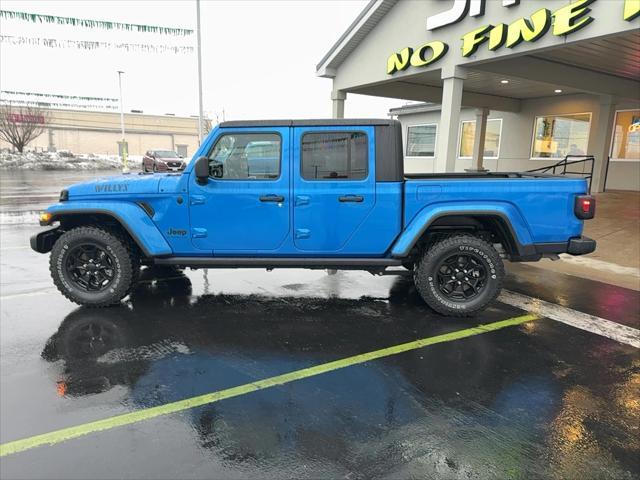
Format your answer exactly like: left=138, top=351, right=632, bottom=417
left=317, top=0, right=640, bottom=191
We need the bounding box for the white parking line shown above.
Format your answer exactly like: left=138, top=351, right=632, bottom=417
left=558, top=254, right=640, bottom=279
left=498, top=290, right=640, bottom=348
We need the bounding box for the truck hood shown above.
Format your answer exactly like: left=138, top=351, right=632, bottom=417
left=65, top=173, right=173, bottom=199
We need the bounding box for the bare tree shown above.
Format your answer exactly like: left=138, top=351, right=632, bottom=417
left=0, top=103, right=48, bottom=153
left=203, top=117, right=213, bottom=135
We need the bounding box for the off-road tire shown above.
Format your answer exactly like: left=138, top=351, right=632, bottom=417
left=414, top=235, right=504, bottom=316
left=49, top=226, right=136, bottom=307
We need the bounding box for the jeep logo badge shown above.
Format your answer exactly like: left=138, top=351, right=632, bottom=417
left=167, top=228, right=187, bottom=237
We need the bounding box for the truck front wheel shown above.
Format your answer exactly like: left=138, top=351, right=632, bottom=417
left=49, top=226, right=137, bottom=307
left=414, top=235, right=504, bottom=316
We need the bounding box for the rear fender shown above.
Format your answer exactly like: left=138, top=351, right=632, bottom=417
left=44, top=201, right=172, bottom=256
left=391, top=203, right=533, bottom=258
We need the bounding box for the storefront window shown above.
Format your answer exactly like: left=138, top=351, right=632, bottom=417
left=406, top=124, right=437, bottom=157
left=531, top=113, right=591, bottom=159
left=458, top=119, right=502, bottom=159
left=610, top=110, right=640, bottom=161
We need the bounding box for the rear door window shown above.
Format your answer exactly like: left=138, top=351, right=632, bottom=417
left=300, top=132, right=368, bottom=180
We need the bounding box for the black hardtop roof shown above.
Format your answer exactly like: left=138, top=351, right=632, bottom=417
left=219, top=119, right=399, bottom=128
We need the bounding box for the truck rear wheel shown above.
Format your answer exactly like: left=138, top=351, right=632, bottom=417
left=414, top=235, right=504, bottom=316
left=49, top=226, right=137, bottom=307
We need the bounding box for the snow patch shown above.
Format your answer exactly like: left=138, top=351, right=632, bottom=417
left=0, top=151, right=143, bottom=171
left=558, top=253, right=640, bottom=278
left=0, top=210, right=40, bottom=225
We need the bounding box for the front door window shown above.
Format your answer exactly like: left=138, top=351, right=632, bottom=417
left=208, top=133, right=281, bottom=180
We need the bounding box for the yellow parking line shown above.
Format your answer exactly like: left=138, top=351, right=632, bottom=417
left=0, top=313, right=538, bottom=457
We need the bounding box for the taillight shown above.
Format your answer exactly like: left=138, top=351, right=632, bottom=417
left=574, top=195, right=595, bottom=219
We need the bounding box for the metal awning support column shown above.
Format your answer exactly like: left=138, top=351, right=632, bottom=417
left=590, top=96, right=616, bottom=193
left=471, top=107, right=490, bottom=172
left=332, top=90, right=347, bottom=119
left=435, top=67, right=466, bottom=172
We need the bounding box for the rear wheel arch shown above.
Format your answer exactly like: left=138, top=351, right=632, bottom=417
left=409, top=213, right=522, bottom=259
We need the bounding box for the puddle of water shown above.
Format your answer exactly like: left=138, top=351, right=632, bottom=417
left=0, top=170, right=118, bottom=225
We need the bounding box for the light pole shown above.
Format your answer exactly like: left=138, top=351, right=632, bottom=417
left=117, top=70, right=129, bottom=173
left=196, top=0, right=204, bottom=143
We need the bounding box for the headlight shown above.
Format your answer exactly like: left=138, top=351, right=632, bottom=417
left=39, top=212, right=53, bottom=225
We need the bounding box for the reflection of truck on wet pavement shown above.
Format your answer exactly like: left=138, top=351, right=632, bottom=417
left=31, top=119, right=596, bottom=315
left=41, top=272, right=580, bottom=477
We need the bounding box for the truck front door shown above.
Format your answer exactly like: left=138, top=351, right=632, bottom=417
left=292, top=126, right=376, bottom=253
left=189, top=128, right=290, bottom=253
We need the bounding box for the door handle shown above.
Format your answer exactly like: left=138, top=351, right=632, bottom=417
left=260, top=195, right=285, bottom=203
left=338, top=195, right=364, bottom=203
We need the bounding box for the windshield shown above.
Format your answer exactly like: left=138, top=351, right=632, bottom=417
left=155, top=150, right=179, bottom=158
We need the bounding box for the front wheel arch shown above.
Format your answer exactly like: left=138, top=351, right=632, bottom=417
left=50, top=212, right=150, bottom=258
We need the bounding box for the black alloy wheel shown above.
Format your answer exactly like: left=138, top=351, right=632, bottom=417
left=435, top=253, right=487, bottom=301
left=65, top=244, right=116, bottom=292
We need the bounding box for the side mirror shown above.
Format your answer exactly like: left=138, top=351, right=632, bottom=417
left=195, top=156, right=209, bottom=185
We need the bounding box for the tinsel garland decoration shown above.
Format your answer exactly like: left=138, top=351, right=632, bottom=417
left=0, top=98, right=119, bottom=110
left=2, top=90, right=118, bottom=103
left=0, top=10, right=193, bottom=36
left=0, top=35, right=193, bottom=54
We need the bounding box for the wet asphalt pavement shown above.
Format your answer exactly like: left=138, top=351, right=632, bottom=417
left=1, top=171, right=639, bottom=479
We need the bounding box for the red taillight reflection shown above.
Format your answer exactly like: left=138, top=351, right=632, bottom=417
left=581, top=199, right=591, bottom=213
left=56, top=381, right=67, bottom=397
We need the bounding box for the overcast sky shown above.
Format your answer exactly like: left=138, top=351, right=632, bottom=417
left=0, top=0, right=404, bottom=121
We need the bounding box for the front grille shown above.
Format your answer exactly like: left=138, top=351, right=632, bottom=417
left=168, top=161, right=181, bottom=167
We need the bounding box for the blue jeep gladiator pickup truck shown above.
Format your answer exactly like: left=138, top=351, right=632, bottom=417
left=32, top=119, right=596, bottom=315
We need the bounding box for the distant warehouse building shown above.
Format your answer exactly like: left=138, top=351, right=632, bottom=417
left=317, top=0, right=640, bottom=191
left=0, top=107, right=202, bottom=158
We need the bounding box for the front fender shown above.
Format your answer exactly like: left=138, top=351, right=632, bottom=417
left=391, top=203, right=534, bottom=258
left=44, top=201, right=172, bottom=257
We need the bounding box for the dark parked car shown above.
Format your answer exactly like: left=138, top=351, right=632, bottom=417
left=142, top=149, right=186, bottom=173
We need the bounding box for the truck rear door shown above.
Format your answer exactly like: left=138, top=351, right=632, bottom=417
left=292, top=126, right=376, bottom=253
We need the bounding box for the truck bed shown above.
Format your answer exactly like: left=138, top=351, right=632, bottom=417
left=401, top=175, right=588, bottom=249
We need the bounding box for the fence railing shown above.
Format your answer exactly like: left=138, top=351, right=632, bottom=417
left=527, top=155, right=595, bottom=193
